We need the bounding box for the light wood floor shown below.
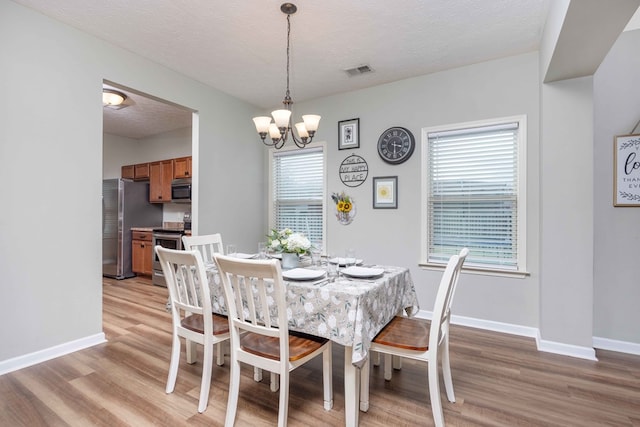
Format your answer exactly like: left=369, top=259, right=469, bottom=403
left=1, top=276, right=639, bottom=426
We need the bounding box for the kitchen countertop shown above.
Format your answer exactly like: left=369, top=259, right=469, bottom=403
left=130, top=226, right=191, bottom=235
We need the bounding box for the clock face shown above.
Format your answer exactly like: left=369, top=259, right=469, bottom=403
left=377, top=127, right=415, bottom=164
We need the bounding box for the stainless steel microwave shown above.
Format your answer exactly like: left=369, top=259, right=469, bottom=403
left=171, top=179, right=191, bottom=202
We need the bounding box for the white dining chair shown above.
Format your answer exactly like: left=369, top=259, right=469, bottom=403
left=213, top=253, right=333, bottom=427
left=182, top=233, right=224, bottom=265
left=360, top=248, right=468, bottom=427
left=181, top=233, right=227, bottom=366
left=156, top=246, right=230, bottom=413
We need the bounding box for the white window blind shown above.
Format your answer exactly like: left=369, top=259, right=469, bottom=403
left=271, top=147, right=324, bottom=246
left=427, top=122, right=520, bottom=270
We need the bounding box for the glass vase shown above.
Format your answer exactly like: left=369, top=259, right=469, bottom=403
left=281, top=252, right=299, bottom=269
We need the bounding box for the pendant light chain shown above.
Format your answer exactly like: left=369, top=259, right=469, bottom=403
left=285, top=14, right=291, bottom=105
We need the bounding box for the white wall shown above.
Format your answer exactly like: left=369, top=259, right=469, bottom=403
left=0, top=0, right=262, bottom=364
left=103, top=127, right=192, bottom=179
left=539, top=76, right=595, bottom=355
left=593, top=29, right=640, bottom=344
left=294, top=52, right=542, bottom=329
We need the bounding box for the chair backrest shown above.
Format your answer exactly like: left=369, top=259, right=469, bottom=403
left=156, top=246, right=212, bottom=326
left=182, top=233, right=224, bottom=265
left=213, top=254, right=290, bottom=361
left=429, top=248, right=468, bottom=350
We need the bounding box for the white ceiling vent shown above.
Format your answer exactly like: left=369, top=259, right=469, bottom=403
left=344, top=65, right=373, bottom=77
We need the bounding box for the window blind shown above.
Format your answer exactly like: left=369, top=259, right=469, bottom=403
left=272, top=147, right=324, bottom=246
left=427, top=123, right=519, bottom=270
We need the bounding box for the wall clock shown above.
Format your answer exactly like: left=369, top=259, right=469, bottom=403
left=377, top=127, right=415, bottom=164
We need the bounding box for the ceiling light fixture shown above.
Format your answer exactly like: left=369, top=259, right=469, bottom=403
left=102, top=89, right=127, bottom=106
left=252, top=3, right=320, bottom=149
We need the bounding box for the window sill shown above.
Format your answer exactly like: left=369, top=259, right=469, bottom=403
left=419, top=263, right=530, bottom=279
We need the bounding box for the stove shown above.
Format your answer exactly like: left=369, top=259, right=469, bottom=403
left=151, top=228, right=185, bottom=287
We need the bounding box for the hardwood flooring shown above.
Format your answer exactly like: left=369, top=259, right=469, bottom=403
left=1, top=276, right=639, bottom=426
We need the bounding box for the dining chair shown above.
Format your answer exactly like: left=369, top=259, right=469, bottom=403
left=156, top=246, right=230, bottom=413
left=360, top=248, right=468, bottom=427
left=182, top=233, right=224, bottom=265
left=213, top=254, right=333, bottom=427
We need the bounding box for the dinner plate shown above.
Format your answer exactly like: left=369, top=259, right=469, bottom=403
left=341, top=266, right=384, bottom=279
left=282, top=268, right=326, bottom=281
left=233, top=252, right=258, bottom=259
left=329, top=257, right=363, bottom=266
left=268, top=253, right=282, bottom=260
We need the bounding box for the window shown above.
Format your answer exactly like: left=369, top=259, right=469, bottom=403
left=269, top=144, right=326, bottom=247
left=422, top=116, right=526, bottom=274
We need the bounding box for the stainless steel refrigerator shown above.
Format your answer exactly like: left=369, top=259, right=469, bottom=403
left=102, top=179, right=163, bottom=279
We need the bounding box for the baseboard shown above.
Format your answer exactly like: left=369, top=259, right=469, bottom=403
left=536, top=332, right=598, bottom=361
left=593, top=336, right=640, bottom=356
left=0, top=333, right=106, bottom=376
left=416, top=309, right=598, bottom=360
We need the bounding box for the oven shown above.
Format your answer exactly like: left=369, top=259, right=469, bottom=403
left=152, top=229, right=185, bottom=287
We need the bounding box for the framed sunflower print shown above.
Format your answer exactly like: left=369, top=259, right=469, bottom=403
left=373, top=176, right=397, bottom=209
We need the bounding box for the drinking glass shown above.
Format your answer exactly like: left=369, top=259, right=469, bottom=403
left=258, top=242, right=267, bottom=259
left=345, top=248, right=357, bottom=268
left=326, top=254, right=338, bottom=281
left=226, top=244, right=237, bottom=257
left=310, top=246, right=322, bottom=267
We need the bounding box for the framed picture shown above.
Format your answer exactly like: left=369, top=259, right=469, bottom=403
left=373, top=176, right=398, bottom=209
left=614, top=134, right=640, bottom=206
left=338, top=118, right=360, bottom=150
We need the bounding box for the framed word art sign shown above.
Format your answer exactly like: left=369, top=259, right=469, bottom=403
left=614, top=134, right=640, bottom=206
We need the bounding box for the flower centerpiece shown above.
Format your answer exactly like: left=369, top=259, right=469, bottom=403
left=267, top=228, right=311, bottom=268
left=331, top=192, right=355, bottom=225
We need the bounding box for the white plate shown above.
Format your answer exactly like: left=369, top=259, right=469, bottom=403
left=341, top=266, right=384, bottom=279
left=329, top=257, right=363, bottom=266
left=233, top=252, right=258, bottom=259
left=282, top=268, right=326, bottom=281
left=268, top=253, right=282, bottom=260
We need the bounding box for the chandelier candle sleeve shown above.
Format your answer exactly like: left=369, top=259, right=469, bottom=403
left=252, top=3, right=320, bottom=149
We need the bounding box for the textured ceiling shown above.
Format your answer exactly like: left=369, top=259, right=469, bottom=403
left=15, top=0, right=555, bottom=139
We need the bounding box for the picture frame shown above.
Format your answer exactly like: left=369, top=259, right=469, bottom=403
left=338, top=118, right=360, bottom=150
left=614, top=134, right=640, bottom=206
left=373, top=176, right=398, bottom=209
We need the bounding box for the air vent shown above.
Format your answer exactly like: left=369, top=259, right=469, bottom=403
left=344, top=64, right=373, bottom=77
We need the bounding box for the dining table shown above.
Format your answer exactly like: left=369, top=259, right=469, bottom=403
left=205, top=258, right=420, bottom=427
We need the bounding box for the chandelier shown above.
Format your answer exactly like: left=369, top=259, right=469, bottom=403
left=252, top=3, right=320, bottom=149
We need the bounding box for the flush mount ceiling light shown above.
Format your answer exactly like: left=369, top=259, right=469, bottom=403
left=252, top=3, right=320, bottom=149
left=102, top=89, right=127, bottom=106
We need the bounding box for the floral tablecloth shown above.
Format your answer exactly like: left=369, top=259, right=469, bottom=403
left=206, top=265, right=419, bottom=368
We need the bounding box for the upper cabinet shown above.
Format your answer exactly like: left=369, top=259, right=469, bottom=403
left=121, top=162, right=150, bottom=180
left=149, top=160, right=173, bottom=203
left=173, top=156, right=192, bottom=179
left=121, top=156, right=191, bottom=203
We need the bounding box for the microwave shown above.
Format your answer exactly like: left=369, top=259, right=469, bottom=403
left=171, top=179, right=191, bottom=202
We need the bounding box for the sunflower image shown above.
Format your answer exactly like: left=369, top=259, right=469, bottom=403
left=378, top=186, right=389, bottom=198
left=331, top=192, right=355, bottom=224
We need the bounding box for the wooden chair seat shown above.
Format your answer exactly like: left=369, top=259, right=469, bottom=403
left=241, top=331, right=329, bottom=362
left=374, top=316, right=430, bottom=351
left=181, top=313, right=230, bottom=335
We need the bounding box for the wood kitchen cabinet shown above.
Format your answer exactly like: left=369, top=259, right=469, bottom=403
left=149, top=160, right=173, bottom=202
left=173, top=156, right=192, bottom=179
left=131, top=231, right=153, bottom=276
left=121, top=162, right=150, bottom=180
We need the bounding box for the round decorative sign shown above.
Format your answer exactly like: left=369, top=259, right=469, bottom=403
left=339, top=154, right=368, bottom=187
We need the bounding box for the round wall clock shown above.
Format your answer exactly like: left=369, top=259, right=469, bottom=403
left=377, top=127, right=415, bottom=164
